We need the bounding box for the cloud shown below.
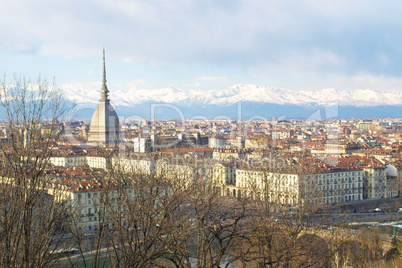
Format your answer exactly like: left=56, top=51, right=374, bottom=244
left=282, top=75, right=402, bottom=93
left=252, top=74, right=268, bottom=79
left=195, top=76, right=230, bottom=82
left=1, top=0, right=402, bottom=80
left=126, top=80, right=156, bottom=89
left=184, top=82, right=201, bottom=88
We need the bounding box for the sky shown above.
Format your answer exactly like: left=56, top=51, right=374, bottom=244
left=1, top=0, right=402, bottom=96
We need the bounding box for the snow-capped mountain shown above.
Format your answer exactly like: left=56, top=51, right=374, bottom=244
left=62, top=83, right=402, bottom=107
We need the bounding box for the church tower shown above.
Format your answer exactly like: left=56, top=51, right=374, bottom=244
left=88, top=49, right=119, bottom=147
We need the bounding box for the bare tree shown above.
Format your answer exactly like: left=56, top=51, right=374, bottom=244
left=82, top=156, right=189, bottom=268
left=190, top=189, right=249, bottom=268
left=0, top=75, right=71, bottom=267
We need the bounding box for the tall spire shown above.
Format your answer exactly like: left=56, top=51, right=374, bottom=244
left=103, top=48, right=106, bottom=85
left=100, top=47, right=109, bottom=101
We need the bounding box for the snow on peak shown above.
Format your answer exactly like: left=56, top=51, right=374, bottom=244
left=62, top=83, right=402, bottom=107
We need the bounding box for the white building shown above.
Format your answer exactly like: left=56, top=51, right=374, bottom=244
left=212, top=162, right=236, bottom=196
left=209, top=137, right=226, bottom=149
left=215, top=165, right=363, bottom=206
left=112, top=157, right=155, bottom=175
left=133, top=137, right=152, bottom=153
left=87, top=155, right=111, bottom=170
left=48, top=178, right=133, bottom=232
left=49, top=155, right=87, bottom=168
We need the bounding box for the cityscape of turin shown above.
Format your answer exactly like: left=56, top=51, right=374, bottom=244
left=1, top=1, right=402, bottom=267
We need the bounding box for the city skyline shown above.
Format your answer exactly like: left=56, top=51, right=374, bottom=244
left=0, top=2, right=401, bottom=261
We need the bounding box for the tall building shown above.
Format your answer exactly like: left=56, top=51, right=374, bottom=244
left=88, top=49, right=119, bottom=147
left=133, top=136, right=152, bottom=153
left=209, top=136, right=226, bottom=148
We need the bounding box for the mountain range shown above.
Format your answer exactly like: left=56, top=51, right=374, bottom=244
left=63, top=84, right=402, bottom=119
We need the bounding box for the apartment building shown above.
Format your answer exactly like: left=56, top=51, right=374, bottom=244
left=234, top=167, right=363, bottom=206
left=341, top=156, right=388, bottom=199
left=212, top=162, right=236, bottom=196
